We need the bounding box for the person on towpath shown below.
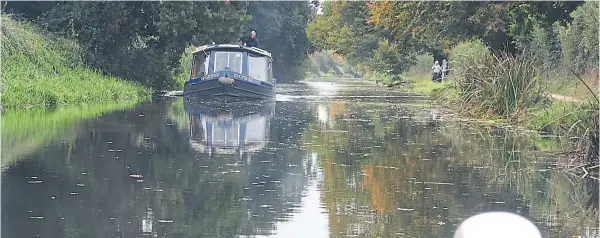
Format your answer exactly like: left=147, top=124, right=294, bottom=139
left=432, top=60, right=442, bottom=82
left=441, top=59, right=449, bottom=81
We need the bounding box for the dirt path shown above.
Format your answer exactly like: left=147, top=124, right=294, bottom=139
left=550, top=93, right=582, bottom=103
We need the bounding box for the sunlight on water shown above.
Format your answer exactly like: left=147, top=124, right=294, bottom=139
left=246, top=154, right=329, bottom=238
left=259, top=184, right=329, bottom=238
left=304, top=81, right=340, bottom=96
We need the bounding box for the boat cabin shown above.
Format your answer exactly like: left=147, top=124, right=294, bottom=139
left=189, top=44, right=274, bottom=84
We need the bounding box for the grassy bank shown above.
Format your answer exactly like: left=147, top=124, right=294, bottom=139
left=409, top=77, right=450, bottom=95
left=408, top=75, right=597, bottom=166
left=403, top=40, right=598, bottom=164
left=410, top=41, right=597, bottom=123
left=1, top=14, right=149, bottom=109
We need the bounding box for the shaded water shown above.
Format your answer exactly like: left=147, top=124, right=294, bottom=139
left=2, top=80, right=598, bottom=238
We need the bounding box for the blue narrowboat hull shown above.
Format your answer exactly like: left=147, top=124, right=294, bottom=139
left=183, top=70, right=275, bottom=101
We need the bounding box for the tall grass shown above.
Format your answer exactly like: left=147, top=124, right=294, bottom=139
left=552, top=79, right=599, bottom=164
left=1, top=14, right=149, bottom=109
left=450, top=40, right=548, bottom=120
left=568, top=101, right=598, bottom=164
left=449, top=40, right=598, bottom=164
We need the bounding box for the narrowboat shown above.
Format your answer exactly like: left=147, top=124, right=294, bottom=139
left=184, top=99, right=275, bottom=155
left=183, top=44, right=275, bottom=100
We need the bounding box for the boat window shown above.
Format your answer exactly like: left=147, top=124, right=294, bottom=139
left=214, top=51, right=243, bottom=73
left=248, top=53, right=270, bottom=82
left=212, top=120, right=239, bottom=147
left=191, top=53, right=209, bottom=79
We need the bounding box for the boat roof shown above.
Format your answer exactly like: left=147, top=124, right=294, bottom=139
left=193, top=44, right=272, bottom=58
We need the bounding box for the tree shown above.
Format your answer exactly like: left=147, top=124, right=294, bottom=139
left=245, top=1, right=317, bottom=82
left=306, top=1, right=391, bottom=76
left=4, top=1, right=250, bottom=89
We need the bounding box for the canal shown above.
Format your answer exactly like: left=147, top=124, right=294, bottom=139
left=2, top=80, right=598, bottom=238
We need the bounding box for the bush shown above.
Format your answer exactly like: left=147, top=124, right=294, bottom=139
left=401, top=53, right=434, bottom=81
left=173, top=45, right=197, bottom=89
left=364, top=71, right=396, bottom=85
left=449, top=40, right=548, bottom=119
left=448, top=40, right=494, bottom=106
left=370, top=39, right=415, bottom=75
left=448, top=39, right=492, bottom=71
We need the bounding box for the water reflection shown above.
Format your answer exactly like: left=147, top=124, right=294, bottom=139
left=1, top=82, right=598, bottom=238
left=184, top=100, right=275, bottom=155
left=303, top=99, right=598, bottom=238
left=1, top=103, right=137, bottom=168
left=1, top=97, right=325, bottom=238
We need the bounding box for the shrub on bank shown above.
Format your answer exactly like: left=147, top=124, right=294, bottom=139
left=173, top=45, right=197, bottom=89
left=401, top=54, right=434, bottom=80
left=448, top=40, right=547, bottom=119
left=1, top=14, right=149, bottom=109
left=535, top=100, right=599, bottom=164
left=364, top=71, right=402, bottom=85
left=448, top=37, right=598, bottom=164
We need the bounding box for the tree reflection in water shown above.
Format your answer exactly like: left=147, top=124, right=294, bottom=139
left=303, top=101, right=598, bottom=238
left=2, top=97, right=317, bottom=238
left=1, top=90, right=598, bottom=238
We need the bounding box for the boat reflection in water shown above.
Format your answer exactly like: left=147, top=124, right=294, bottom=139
left=184, top=99, right=275, bottom=156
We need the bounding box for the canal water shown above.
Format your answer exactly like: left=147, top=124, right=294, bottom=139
left=2, top=80, right=598, bottom=238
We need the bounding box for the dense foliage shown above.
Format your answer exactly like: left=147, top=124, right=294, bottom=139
left=304, top=51, right=358, bottom=78
left=306, top=1, right=593, bottom=80
left=245, top=1, right=317, bottom=81
left=306, top=1, right=598, bottom=163
left=4, top=1, right=317, bottom=89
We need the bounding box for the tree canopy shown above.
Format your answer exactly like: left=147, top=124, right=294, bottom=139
left=306, top=1, right=589, bottom=78
left=4, top=1, right=318, bottom=88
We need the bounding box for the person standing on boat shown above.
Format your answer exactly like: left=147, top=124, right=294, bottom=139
left=244, top=30, right=260, bottom=48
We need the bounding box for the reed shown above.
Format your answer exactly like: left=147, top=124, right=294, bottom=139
left=530, top=67, right=599, bottom=165
left=554, top=70, right=598, bottom=165
left=1, top=14, right=149, bottom=109
left=450, top=41, right=547, bottom=120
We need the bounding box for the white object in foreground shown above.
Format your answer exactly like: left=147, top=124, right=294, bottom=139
left=454, top=212, right=542, bottom=238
